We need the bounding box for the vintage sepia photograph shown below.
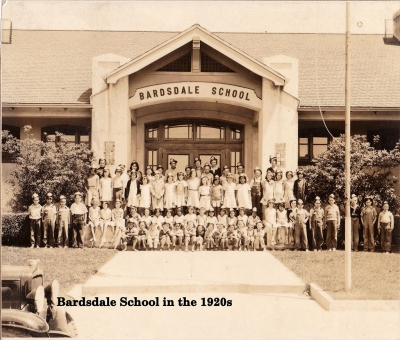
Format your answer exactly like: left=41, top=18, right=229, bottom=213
left=1, top=0, right=400, bottom=338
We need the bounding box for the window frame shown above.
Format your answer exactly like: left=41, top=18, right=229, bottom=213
left=41, top=125, right=91, bottom=147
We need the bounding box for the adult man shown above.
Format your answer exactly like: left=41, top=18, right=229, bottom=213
left=350, top=194, right=361, bottom=251
left=233, top=162, right=248, bottom=183
left=294, top=169, right=308, bottom=203
left=324, top=194, right=340, bottom=251
left=167, top=158, right=178, bottom=181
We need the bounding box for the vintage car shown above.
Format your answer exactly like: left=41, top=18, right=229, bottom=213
left=2, top=259, right=77, bottom=337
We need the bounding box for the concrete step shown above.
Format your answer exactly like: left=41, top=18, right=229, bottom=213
left=82, top=252, right=305, bottom=295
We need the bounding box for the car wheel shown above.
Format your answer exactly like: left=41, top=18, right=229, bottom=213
left=2, top=327, right=33, bottom=338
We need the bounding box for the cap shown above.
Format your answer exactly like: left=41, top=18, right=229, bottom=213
left=90, top=164, right=97, bottom=169
left=329, top=194, right=335, bottom=199
left=32, top=193, right=39, bottom=199
left=227, top=173, right=233, bottom=178
left=115, top=199, right=121, bottom=203
left=214, top=175, right=220, bottom=179
left=74, top=192, right=83, bottom=197
left=254, top=167, right=262, bottom=173
left=157, top=165, right=164, bottom=170
left=296, top=169, right=304, bottom=174
left=169, top=158, right=177, bottom=164
left=59, top=195, right=66, bottom=200
left=229, top=208, right=235, bottom=212
left=297, top=199, right=304, bottom=204
left=267, top=198, right=275, bottom=204
left=209, top=207, right=214, bottom=212
left=269, top=156, right=277, bottom=161
left=223, top=165, right=229, bottom=170
left=129, top=205, right=137, bottom=210
left=252, top=207, right=257, bottom=212
left=194, top=157, right=201, bottom=163
left=239, top=207, right=246, bottom=212
left=383, top=201, right=389, bottom=205
left=154, top=170, right=160, bottom=174
left=236, top=162, right=243, bottom=167
left=315, top=196, right=321, bottom=201
left=46, top=193, right=53, bottom=198
left=276, top=169, right=283, bottom=174
left=204, top=162, right=210, bottom=168
left=167, top=173, right=174, bottom=177
left=146, top=165, right=152, bottom=170
left=176, top=207, right=183, bottom=212
left=119, top=163, right=126, bottom=168
left=115, top=167, right=122, bottom=173
left=185, top=165, right=191, bottom=171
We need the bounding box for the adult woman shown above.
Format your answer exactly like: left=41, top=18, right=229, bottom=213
left=130, top=160, right=143, bottom=183
left=85, top=164, right=100, bottom=206
left=209, top=156, right=221, bottom=178
left=283, top=171, right=295, bottom=209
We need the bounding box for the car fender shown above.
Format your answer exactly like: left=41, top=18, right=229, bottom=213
left=1, top=309, right=49, bottom=333
left=47, top=306, right=75, bottom=337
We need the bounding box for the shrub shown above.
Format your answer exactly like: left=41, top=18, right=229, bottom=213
left=2, top=126, right=93, bottom=212
left=2, top=213, right=30, bottom=247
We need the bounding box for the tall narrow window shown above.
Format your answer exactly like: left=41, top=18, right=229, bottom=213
left=230, top=151, right=241, bottom=174
left=147, top=150, right=158, bottom=172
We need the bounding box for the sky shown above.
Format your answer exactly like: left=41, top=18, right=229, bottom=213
left=1, top=1, right=399, bottom=34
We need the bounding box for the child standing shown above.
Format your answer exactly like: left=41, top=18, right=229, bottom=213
left=111, top=199, right=125, bottom=245
left=235, top=175, right=252, bottom=213
left=56, top=195, right=70, bottom=248
left=292, top=199, right=310, bottom=251
left=175, top=172, right=188, bottom=212
left=99, top=168, right=113, bottom=208
left=264, top=199, right=277, bottom=246
left=147, top=222, right=159, bottom=251
left=273, top=170, right=285, bottom=206
left=237, top=207, right=248, bottom=227
left=186, top=169, right=200, bottom=209
left=217, top=208, right=228, bottom=228
left=28, top=193, right=42, bottom=248
left=210, top=176, right=223, bottom=217
left=360, top=197, right=377, bottom=252
left=88, top=198, right=101, bottom=247
left=324, top=194, right=340, bottom=252
left=249, top=167, right=263, bottom=214
left=85, top=165, right=99, bottom=207
left=287, top=199, right=297, bottom=245
left=199, top=176, right=211, bottom=211
left=195, top=223, right=206, bottom=251
left=99, top=201, right=112, bottom=248
left=204, top=223, right=215, bottom=250
left=164, top=174, right=177, bottom=211
left=236, top=220, right=248, bottom=251
left=283, top=171, right=295, bottom=209
left=227, top=209, right=238, bottom=228
left=151, top=171, right=165, bottom=212
left=202, top=163, right=214, bottom=186
left=152, top=208, right=165, bottom=230
left=70, top=192, right=88, bottom=249
left=350, top=194, right=361, bottom=252
left=137, top=221, right=148, bottom=250
left=261, top=171, right=274, bottom=220
left=378, top=201, right=394, bottom=253
left=124, top=171, right=141, bottom=208
left=184, top=221, right=197, bottom=252
left=276, top=203, right=290, bottom=245
left=206, top=207, right=218, bottom=229
left=309, top=197, right=324, bottom=251
left=222, top=174, right=236, bottom=209
left=112, top=167, right=125, bottom=203
left=42, top=193, right=57, bottom=248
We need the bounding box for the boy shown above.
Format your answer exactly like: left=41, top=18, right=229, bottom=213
left=213, top=223, right=227, bottom=250
left=204, top=223, right=215, bottom=250
left=99, top=201, right=112, bottom=248
left=206, top=207, right=218, bottom=230
left=196, top=223, right=206, bottom=251
left=201, top=163, right=214, bottom=186
left=254, top=221, right=266, bottom=251
left=126, top=221, right=139, bottom=251
left=247, top=224, right=255, bottom=250
left=236, top=220, right=248, bottom=251
left=28, top=193, right=42, bottom=248
left=184, top=206, right=197, bottom=227
left=360, top=196, right=377, bottom=252
left=350, top=194, right=361, bottom=252
left=309, top=197, right=324, bottom=251
left=56, top=195, right=70, bottom=248
left=217, top=208, right=228, bottom=228
left=247, top=207, right=260, bottom=229
left=174, top=207, right=185, bottom=226
left=292, top=199, right=310, bottom=251
left=226, top=224, right=239, bottom=251
left=378, top=201, right=394, bottom=253
left=147, top=222, right=159, bottom=251
left=171, top=222, right=184, bottom=251
left=324, top=194, right=340, bottom=252
left=137, top=221, right=147, bottom=250
left=159, top=222, right=172, bottom=251
left=184, top=221, right=197, bottom=252
left=70, top=192, right=88, bottom=249
left=152, top=208, right=164, bottom=230
left=237, top=207, right=248, bottom=228
left=42, top=193, right=57, bottom=248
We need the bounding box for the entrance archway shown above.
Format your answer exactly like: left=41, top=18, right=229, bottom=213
left=145, top=119, right=244, bottom=173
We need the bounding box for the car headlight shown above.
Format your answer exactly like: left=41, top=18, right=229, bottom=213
left=26, top=285, right=45, bottom=313
left=44, top=279, right=60, bottom=305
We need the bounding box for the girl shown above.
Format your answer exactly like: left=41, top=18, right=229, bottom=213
left=99, top=201, right=112, bottom=248
left=254, top=221, right=266, bottom=251
left=85, top=165, right=100, bottom=207
left=237, top=207, right=248, bottom=227
left=226, top=224, right=239, bottom=251
left=195, top=223, right=206, bottom=251
left=126, top=221, right=139, bottom=251
left=164, top=209, right=174, bottom=228
left=171, top=223, right=184, bottom=251
left=112, top=167, right=125, bottom=203
left=378, top=201, right=394, bottom=253
left=198, top=176, right=211, bottom=211
left=194, top=157, right=203, bottom=179
left=273, top=170, right=285, bottom=206
left=130, top=160, right=143, bottom=183
left=204, top=223, right=215, bottom=250
left=139, top=176, right=152, bottom=216
left=152, top=208, right=164, bottom=230
left=164, top=174, right=176, bottom=211
left=284, top=171, right=295, bottom=209
left=186, top=169, right=200, bottom=209
left=227, top=209, right=237, bottom=228
left=174, top=207, right=185, bottom=226
left=99, top=168, right=113, bottom=208
left=151, top=171, right=165, bottom=212
left=217, top=208, right=228, bottom=228
left=206, top=207, right=218, bottom=230
left=220, top=165, right=230, bottom=186
left=209, top=156, right=221, bottom=178
left=125, top=206, right=141, bottom=228
left=124, top=171, right=141, bottom=208
left=140, top=207, right=152, bottom=228
left=276, top=202, right=290, bottom=246
left=261, top=171, right=274, bottom=220
left=147, top=222, right=159, bottom=251
left=184, top=221, right=197, bottom=252
left=197, top=207, right=207, bottom=229
left=137, top=221, right=147, bottom=250
left=210, top=176, right=223, bottom=217
left=159, top=222, right=172, bottom=251
left=222, top=173, right=236, bottom=209
left=235, top=175, right=251, bottom=212
left=287, top=199, right=297, bottom=245
left=175, top=172, right=188, bottom=212
left=111, top=199, right=125, bottom=246
left=202, top=163, right=214, bottom=185
left=184, top=206, right=197, bottom=227
left=247, top=224, right=255, bottom=251
left=249, top=167, right=263, bottom=215
left=213, top=223, right=227, bottom=250
left=237, top=220, right=248, bottom=251
left=145, top=166, right=155, bottom=182
left=184, top=165, right=192, bottom=181
left=96, top=158, right=106, bottom=177
left=264, top=199, right=277, bottom=246
left=88, top=198, right=101, bottom=247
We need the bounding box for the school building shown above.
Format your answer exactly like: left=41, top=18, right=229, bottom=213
left=2, top=18, right=400, bottom=210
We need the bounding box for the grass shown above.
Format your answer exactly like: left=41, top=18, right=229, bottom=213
left=272, top=250, right=400, bottom=300
left=2, top=247, right=116, bottom=295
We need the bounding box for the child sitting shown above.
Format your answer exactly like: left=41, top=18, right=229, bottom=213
left=276, top=203, right=290, bottom=245
left=204, top=223, right=215, bottom=251
left=226, top=224, right=239, bottom=251
left=213, top=223, right=227, bottom=250
left=206, top=207, right=218, bottom=229
left=126, top=222, right=139, bottom=251
left=111, top=199, right=125, bottom=248
left=159, top=222, right=172, bottom=251
left=217, top=208, right=228, bottom=228
left=184, top=221, right=197, bottom=252
left=236, top=220, right=248, bottom=251
left=254, top=221, right=266, bottom=251
left=264, top=199, right=277, bottom=245
left=137, top=221, right=147, bottom=250
left=247, top=224, right=256, bottom=250
left=99, top=201, right=112, bottom=248
left=195, top=223, right=206, bottom=251
left=171, top=223, right=184, bottom=251
left=147, top=222, right=159, bottom=251
left=237, top=207, right=248, bottom=227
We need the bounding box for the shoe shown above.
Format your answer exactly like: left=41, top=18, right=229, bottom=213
left=306, top=249, right=309, bottom=252
left=99, top=242, right=103, bottom=249
left=160, top=248, right=163, bottom=251
left=244, top=248, right=247, bottom=251
left=333, top=248, right=336, bottom=252
left=185, top=247, right=188, bottom=252
left=134, top=248, right=138, bottom=251
left=64, top=245, right=68, bottom=249
left=238, top=247, right=242, bottom=251
left=314, top=249, right=317, bottom=252
left=328, top=249, right=332, bottom=252
left=263, top=247, right=266, bottom=251
left=172, top=247, right=175, bottom=251
left=30, top=245, right=34, bottom=248
left=318, top=250, right=322, bottom=252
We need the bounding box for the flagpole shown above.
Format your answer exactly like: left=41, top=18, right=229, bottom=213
left=345, top=1, right=352, bottom=292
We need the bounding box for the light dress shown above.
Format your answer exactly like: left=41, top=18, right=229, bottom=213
left=186, top=177, right=200, bottom=208
left=236, top=183, right=251, bottom=209
left=198, top=185, right=211, bottom=211
left=222, top=182, right=237, bottom=209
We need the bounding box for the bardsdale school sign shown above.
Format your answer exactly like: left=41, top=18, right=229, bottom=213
left=129, top=82, right=262, bottom=110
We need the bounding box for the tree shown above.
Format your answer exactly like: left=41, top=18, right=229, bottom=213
left=303, top=135, right=400, bottom=214
left=2, top=126, right=93, bottom=212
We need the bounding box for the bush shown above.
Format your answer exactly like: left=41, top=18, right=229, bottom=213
left=2, top=213, right=30, bottom=247
left=2, top=126, right=93, bottom=212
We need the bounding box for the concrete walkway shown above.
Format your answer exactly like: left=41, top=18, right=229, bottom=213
left=83, top=251, right=305, bottom=295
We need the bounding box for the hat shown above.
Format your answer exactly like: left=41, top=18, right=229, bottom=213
left=254, top=167, right=262, bottom=173
left=269, top=156, right=277, bottom=162
left=176, top=207, right=183, bottom=212
left=297, top=199, right=304, bottom=204
left=329, top=194, right=335, bottom=199
left=129, top=205, right=137, bottom=210
left=276, top=169, right=283, bottom=174
left=194, top=157, right=201, bottom=163
left=351, top=194, right=357, bottom=199
left=296, top=169, right=304, bottom=174
left=169, top=158, right=177, bottom=164
left=119, top=164, right=126, bottom=168
left=74, top=192, right=83, bottom=197
left=267, top=198, right=275, bottom=204
left=236, top=162, right=243, bottom=167
left=239, top=207, right=246, bottom=212
left=46, top=193, right=53, bottom=198
left=210, top=156, right=217, bottom=161
left=214, top=175, right=220, bottom=179
left=32, top=193, right=39, bottom=199
left=229, top=208, right=235, bottom=212
left=154, top=170, right=160, bottom=174
left=90, top=164, right=97, bottom=169
left=223, top=165, right=229, bottom=170
left=59, top=195, right=66, bottom=200
left=185, top=165, right=191, bottom=170
left=383, top=201, right=389, bottom=205
left=252, top=207, right=257, bottom=212
left=115, top=167, right=122, bottom=173
left=167, top=173, right=174, bottom=177
left=115, top=199, right=121, bottom=203
left=227, top=173, right=233, bottom=178
left=200, top=207, right=206, bottom=211
left=157, top=165, right=163, bottom=170
left=315, top=196, right=321, bottom=201
left=146, top=165, right=152, bottom=170
left=209, top=207, right=214, bottom=212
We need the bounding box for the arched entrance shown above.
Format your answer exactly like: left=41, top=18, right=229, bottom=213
left=145, top=119, right=244, bottom=173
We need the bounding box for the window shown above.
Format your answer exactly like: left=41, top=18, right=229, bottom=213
left=367, top=128, right=399, bottom=151
left=196, top=124, right=224, bottom=140
left=147, top=150, right=158, bottom=172
left=42, top=125, right=90, bottom=146
left=147, top=124, right=158, bottom=139
left=312, top=137, right=329, bottom=158
left=230, top=151, right=241, bottom=174
left=164, top=123, right=193, bottom=139
left=2, top=125, right=20, bottom=163
left=230, top=127, right=242, bottom=140
left=299, top=137, right=309, bottom=159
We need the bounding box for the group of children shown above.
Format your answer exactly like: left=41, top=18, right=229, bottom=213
left=27, top=156, right=395, bottom=252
